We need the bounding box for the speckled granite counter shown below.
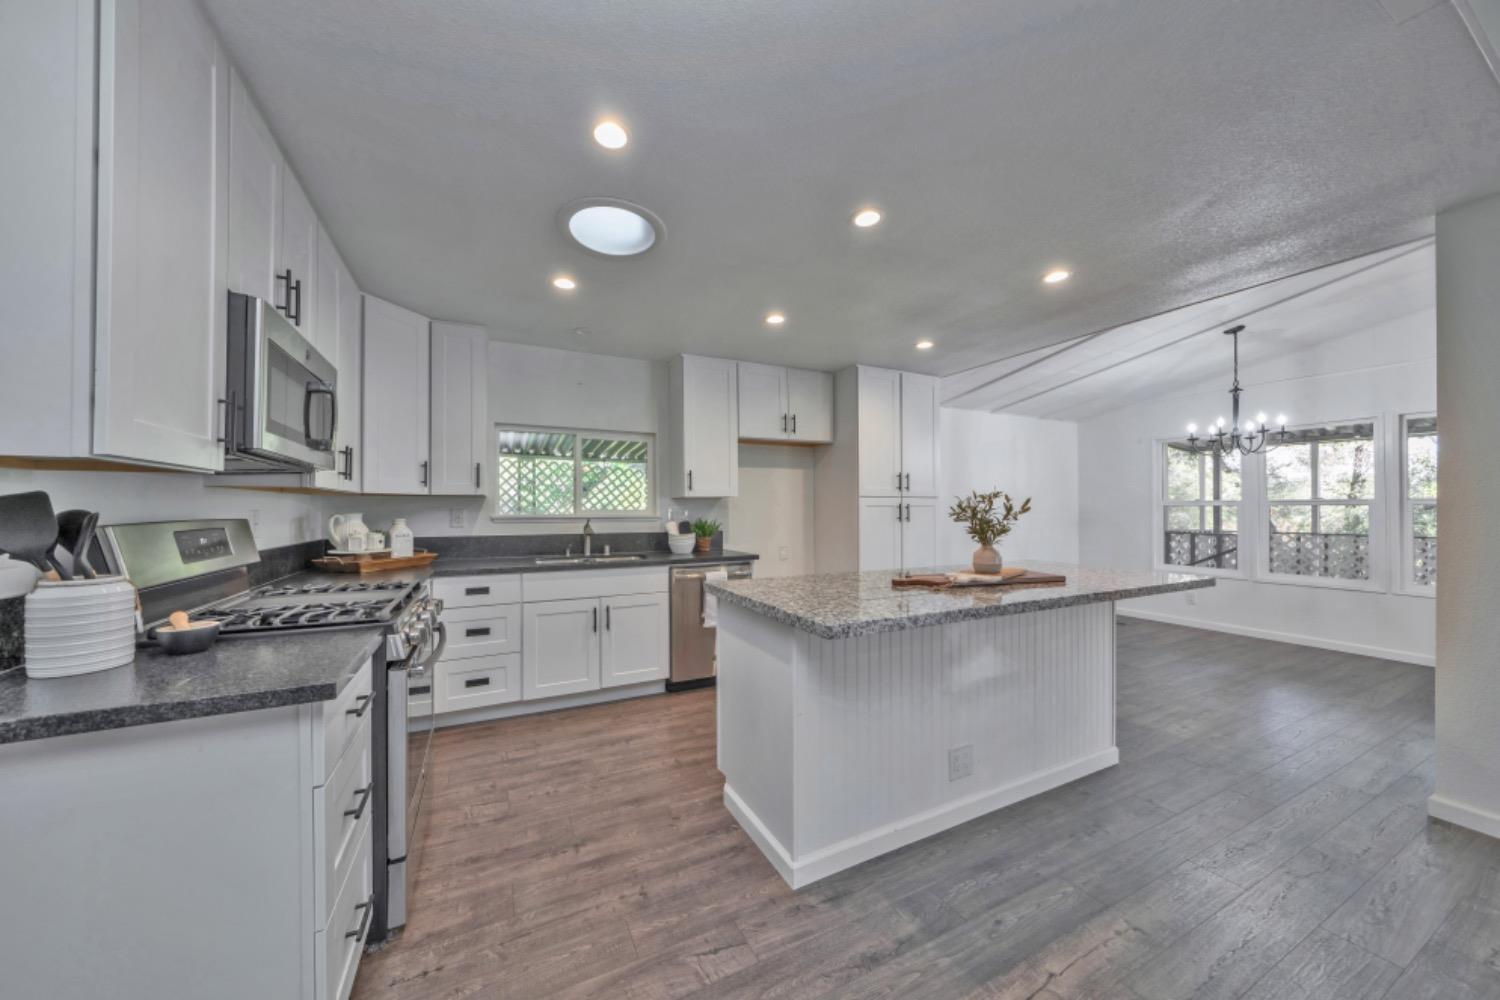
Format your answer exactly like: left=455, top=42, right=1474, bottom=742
left=0, top=627, right=383, bottom=745
left=706, top=562, right=1214, bottom=638
left=427, top=548, right=758, bottom=577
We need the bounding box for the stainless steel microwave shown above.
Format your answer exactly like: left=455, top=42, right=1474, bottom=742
left=223, top=292, right=337, bottom=473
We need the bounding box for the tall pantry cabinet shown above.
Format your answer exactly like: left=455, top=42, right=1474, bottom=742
left=814, top=366, right=942, bottom=573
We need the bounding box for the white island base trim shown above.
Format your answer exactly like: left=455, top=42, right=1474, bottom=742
left=716, top=600, right=1118, bottom=889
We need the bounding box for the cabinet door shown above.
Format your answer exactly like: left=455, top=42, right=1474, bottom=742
left=226, top=68, right=279, bottom=305
left=523, top=599, right=602, bottom=699
left=429, top=322, right=489, bottom=496
left=786, top=368, right=833, bottom=443
left=361, top=295, right=430, bottom=494
left=858, top=497, right=904, bottom=571
left=857, top=368, right=903, bottom=496
left=901, top=497, right=940, bottom=570
left=900, top=372, right=940, bottom=496
left=679, top=355, right=739, bottom=497
left=312, top=239, right=360, bottom=491
left=93, top=0, right=227, bottom=472
left=601, top=592, right=669, bottom=688
left=335, top=256, right=363, bottom=490
left=737, top=362, right=788, bottom=440
left=277, top=166, right=317, bottom=341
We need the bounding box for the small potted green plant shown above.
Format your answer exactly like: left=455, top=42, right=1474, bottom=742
left=948, top=490, right=1031, bottom=574
left=691, top=518, right=721, bottom=553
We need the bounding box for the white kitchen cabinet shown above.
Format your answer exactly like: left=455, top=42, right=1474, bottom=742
left=857, top=367, right=904, bottom=496
left=523, top=598, right=602, bottom=699
left=601, top=592, right=670, bottom=687
left=362, top=295, right=431, bottom=494
left=901, top=497, right=940, bottom=569
left=738, top=363, right=834, bottom=444
left=92, top=0, right=228, bottom=472
left=900, top=372, right=940, bottom=497
left=278, top=165, right=318, bottom=343
left=787, top=368, right=834, bottom=443
left=670, top=354, right=739, bottom=497
left=858, top=498, right=904, bottom=572
left=312, top=238, right=362, bottom=492
left=429, top=322, right=490, bottom=496
left=226, top=68, right=281, bottom=306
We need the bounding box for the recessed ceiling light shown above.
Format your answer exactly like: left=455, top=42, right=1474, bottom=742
left=551, top=275, right=577, bottom=290
left=853, top=208, right=882, bottom=228
left=593, top=120, right=628, bottom=150
left=560, top=197, right=663, bottom=257
left=765, top=312, right=786, bottom=326
left=1043, top=268, right=1072, bottom=284
left=915, top=339, right=935, bottom=350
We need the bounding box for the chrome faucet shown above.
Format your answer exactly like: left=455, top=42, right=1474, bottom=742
left=582, top=518, right=594, bottom=557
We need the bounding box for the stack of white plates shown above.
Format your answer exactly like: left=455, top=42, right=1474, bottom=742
left=24, top=577, right=138, bottom=679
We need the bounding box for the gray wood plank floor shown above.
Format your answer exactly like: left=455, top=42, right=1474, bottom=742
left=353, top=618, right=1500, bottom=1000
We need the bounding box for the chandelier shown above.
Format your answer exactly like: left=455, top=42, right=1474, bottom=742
left=1184, top=325, right=1289, bottom=456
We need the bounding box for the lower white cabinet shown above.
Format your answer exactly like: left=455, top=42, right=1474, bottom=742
left=523, top=597, right=603, bottom=699
left=436, top=653, right=522, bottom=712
left=601, top=592, right=670, bottom=688
left=858, top=496, right=938, bottom=571
left=902, top=497, right=939, bottom=570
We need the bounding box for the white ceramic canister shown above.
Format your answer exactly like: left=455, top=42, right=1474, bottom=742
left=389, top=518, right=414, bottom=558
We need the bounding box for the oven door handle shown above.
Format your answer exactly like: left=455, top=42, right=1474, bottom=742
left=410, top=621, right=447, bottom=678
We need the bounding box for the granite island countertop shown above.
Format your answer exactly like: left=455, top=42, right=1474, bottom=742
left=706, top=562, right=1215, bottom=639
left=0, top=627, right=383, bottom=745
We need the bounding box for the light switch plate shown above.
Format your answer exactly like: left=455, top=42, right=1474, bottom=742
left=449, top=508, right=466, bottom=528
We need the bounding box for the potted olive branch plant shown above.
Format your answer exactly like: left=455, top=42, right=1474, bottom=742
left=948, top=490, right=1032, bottom=575
left=691, top=518, right=721, bottom=553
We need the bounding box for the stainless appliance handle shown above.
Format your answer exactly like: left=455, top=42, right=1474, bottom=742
left=412, top=621, right=447, bottom=677
left=304, top=382, right=336, bottom=451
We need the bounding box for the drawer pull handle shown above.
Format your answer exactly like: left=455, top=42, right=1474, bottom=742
left=344, top=782, right=374, bottom=820
left=346, top=693, right=373, bottom=718
left=464, top=677, right=491, bottom=689
left=464, top=586, right=489, bottom=596
left=465, top=626, right=491, bottom=637
left=346, top=896, right=374, bottom=940
left=409, top=684, right=431, bottom=696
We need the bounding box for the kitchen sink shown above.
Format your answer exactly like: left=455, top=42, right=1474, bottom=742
left=532, top=553, right=647, bottom=566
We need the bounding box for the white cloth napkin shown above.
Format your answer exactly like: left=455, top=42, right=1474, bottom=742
left=701, top=569, right=729, bottom=628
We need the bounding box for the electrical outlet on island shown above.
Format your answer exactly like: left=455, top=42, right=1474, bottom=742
left=450, top=508, right=466, bottom=529
left=948, top=745, right=974, bottom=782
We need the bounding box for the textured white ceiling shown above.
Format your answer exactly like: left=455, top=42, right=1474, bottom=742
left=201, top=0, right=1500, bottom=375
left=942, top=240, right=1435, bottom=418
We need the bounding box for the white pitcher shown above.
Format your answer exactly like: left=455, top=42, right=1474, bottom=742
left=328, top=512, right=369, bottom=550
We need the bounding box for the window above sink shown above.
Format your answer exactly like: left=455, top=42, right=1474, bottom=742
left=493, top=426, right=655, bottom=520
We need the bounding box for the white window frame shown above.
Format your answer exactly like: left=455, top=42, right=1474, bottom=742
left=1153, top=438, right=1249, bottom=579
left=490, top=425, right=657, bottom=522
left=1255, top=416, right=1386, bottom=594
left=1395, top=412, right=1437, bottom=598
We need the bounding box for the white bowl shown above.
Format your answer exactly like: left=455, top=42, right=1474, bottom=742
left=667, top=533, right=696, bottom=555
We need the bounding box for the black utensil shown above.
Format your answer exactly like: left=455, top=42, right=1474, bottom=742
left=0, top=492, right=60, bottom=575
left=56, top=510, right=100, bottom=578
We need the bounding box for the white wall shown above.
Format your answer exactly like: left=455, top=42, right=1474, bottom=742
left=1077, top=313, right=1437, bottom=665
left=729, top=445, right=817, bottom=577
left=938, top=410, right=1079, bottom=567
left=1431, top=192, right=1500, bottom=839
left=0, top=467, right=322, bottom=550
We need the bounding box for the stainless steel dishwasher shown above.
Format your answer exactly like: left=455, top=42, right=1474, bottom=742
left=669, top=561, right=753, bottom=690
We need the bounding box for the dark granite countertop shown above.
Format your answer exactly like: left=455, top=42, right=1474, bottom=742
left=707, top=562, right=1216, bottom=639
left=0, top=627, right=383, bottom=746
left=427, top=548, right=759, bottom=577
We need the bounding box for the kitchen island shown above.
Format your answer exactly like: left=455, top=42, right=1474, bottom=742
left=707, top=563, right=1213, bottom=888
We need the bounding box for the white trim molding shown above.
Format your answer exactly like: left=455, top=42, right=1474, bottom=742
left=1428, top=793, right=1500, bottom=840
left=1117, top=607, right=1434, bottom=667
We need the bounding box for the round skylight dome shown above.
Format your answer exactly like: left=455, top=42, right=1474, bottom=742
left=560, top=198, right=664, bottom=257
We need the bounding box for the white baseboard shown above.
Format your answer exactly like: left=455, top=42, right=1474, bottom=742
left=724, top=747, right=1119, bottom=890
left=428, top=681, right=666, bottom=730
left=1116, top=608, right=1435, bottom=667
left=1428, top=793, right=1500, bottom=840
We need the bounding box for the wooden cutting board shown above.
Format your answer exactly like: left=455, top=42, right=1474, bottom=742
left=312, top=550, right=437, bottom=574
left=891, top=568, right=1067, bottom=589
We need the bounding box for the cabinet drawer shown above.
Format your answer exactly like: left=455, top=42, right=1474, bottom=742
left=432, top=574, right=521, bottom=608
left=521, top=567, right=668, bottom=602
left=316, top=816, right=373, bottom=1000
left=441, top=603, right=521, bottom=658
left=435, top=654, right=521, bottom=713
left=315, top=713, right=373, bottom=921
left=317, top=659, right=374, bottom=786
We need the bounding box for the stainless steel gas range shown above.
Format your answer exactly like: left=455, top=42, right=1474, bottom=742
left=97, top=518, right=444, bottom=944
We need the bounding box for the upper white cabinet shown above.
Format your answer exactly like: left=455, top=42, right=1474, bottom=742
left=899, top=372, right=940, bottom=496
left=669, top=355, right=739, bottom=497
left=92, top=0, right=228, bottom=472
left=855, top=367, right=938, bottom=497
left=226, top=69, right=280, bottom=307
left=278, top=167, right=318, bottom=343
left=737, top=363, right=833, bottom=444
left=901, top=496, right=939, bottom=569
left=362, top=295, right=430, bottom=494
left=429, top=323, right=490, bottom=496
left=312, top=236, right=362, bottom=492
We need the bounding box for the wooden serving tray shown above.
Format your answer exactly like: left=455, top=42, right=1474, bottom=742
left=891, top=568, right=1067, bottom=590
left=312, top=550, right=437, bottom=574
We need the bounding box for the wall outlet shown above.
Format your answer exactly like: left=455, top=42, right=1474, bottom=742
left=948, top=745, right=974, bottom=782
left=450, top=508, right=466, bottom=528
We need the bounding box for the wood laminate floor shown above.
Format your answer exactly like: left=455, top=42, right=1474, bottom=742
left=352, top=619, right=1500, bottom=1000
